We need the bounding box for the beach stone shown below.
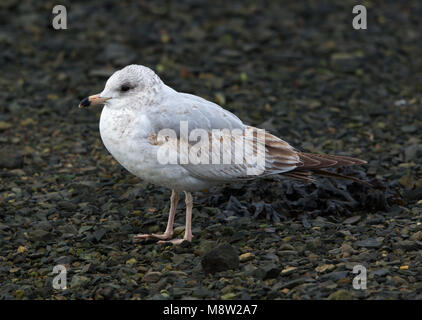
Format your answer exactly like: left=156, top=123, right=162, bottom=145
left=239, top=252, right=255, bottom=262
left=0, top=146, right=23, bottom=169
left=201, top=243, right=239, bottom=273
left=143, top=271, right=162, bottom=283
left=28, top=229, right=52, bottom=241
left=71, top=275, right=90, bottom=288
left=355, top=238, right=382, bottom=248
left=328, top=289, right=354, bottom=300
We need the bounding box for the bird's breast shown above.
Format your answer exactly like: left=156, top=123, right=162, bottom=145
left=99, top=107, right=154, bottom=170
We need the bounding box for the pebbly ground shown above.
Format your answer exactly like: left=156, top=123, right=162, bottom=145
left=0, top=0, right=421, bottom=299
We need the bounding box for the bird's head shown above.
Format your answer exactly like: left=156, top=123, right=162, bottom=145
left=78, top=64, right=163, bottom=109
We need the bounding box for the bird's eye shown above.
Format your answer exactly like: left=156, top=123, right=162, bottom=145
left=120, top=85, right=131, bottom=92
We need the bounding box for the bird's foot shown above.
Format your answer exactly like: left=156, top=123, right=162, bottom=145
left=134, top=232, right=173, bottom=241
left=157, top=237, right=192, bottom=245
left=157, top=238, right=186, bottom=245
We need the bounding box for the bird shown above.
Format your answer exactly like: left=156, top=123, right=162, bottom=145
left=78, top=64, right=367, bottom=245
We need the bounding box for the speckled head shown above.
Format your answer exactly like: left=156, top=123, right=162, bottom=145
left=78, top=64, right=164, bottom=109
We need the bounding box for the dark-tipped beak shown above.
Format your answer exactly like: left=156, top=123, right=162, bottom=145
left=78, top=94, right=110, bottom=108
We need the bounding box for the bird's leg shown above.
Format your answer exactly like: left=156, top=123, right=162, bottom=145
left=183, top=191, right=193, bottom=242
left=134, top=189, right=179, bottom=241
left=158, top=191, right=193, bottom=245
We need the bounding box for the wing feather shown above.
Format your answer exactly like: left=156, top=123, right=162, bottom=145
left=147, top=126, right=301, bottom=182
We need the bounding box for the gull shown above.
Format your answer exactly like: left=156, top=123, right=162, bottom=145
left=79, top=64, right=367, bottom=245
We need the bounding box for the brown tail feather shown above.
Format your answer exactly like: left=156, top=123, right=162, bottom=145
left=283, top=170, right=315, bottom=182
left=281, top=152, right=369, bottom=185
left=311, top=169, right=372, bottom=186
left=298, top=152, right=367, bottom=170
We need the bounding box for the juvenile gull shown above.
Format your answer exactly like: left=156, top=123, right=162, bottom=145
left=79, top=64, right=366, bottom=245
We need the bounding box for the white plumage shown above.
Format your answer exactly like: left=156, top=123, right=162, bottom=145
left=98, top=65, right=299, bottom=192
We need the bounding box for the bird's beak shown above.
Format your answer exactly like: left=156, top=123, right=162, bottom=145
left=78, top=94, right=111, bottom=108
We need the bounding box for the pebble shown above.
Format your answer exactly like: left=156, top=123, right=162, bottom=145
left=28, top=229, right=52, bottom=242
left=410, top=231, right=422, bottom=241
left=343, top=216, right=361, bottom=224
left=201, top=243, right=239, bottom=273
left=354, top=238, right=382, bottom=248
left=260, top=264, right=282, bottom=280
left=0, top=146, right=23, bottom=169
left=373, top=268, right=389, bottom=277
left=142, top=271, right=162, bottom=283
left=221, top=292, right=237, bottom=300
left=281, top=266, right=297, bottom=275
left=239, top=252, right=255, bottom=262
left=395, top=240, right=418, bottom=251
left=71, top=275, right=90, bottom=288
left=328, top=289, right=354, bottom=300
left=0, top=121, right=12, bottom=130
left=321, top=271, right=349, bottom=281
left=315, top=264, right=335, bottom=273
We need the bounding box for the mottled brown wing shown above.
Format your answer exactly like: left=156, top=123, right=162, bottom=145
left=147, top=127, right=302, bottom=181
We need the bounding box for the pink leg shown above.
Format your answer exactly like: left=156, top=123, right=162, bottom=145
left=158, top=191, right=193, bottom=245
left=134, top=189, right=179, bottom=241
